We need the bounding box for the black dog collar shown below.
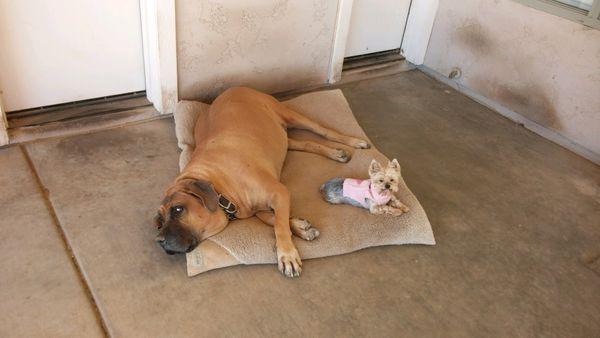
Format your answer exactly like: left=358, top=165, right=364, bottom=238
left=218, top=194, right=237, bottom=220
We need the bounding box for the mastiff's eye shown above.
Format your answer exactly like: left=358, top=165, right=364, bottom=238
left=171, top=205, right=185, bottom=216
left=379, top=179, right=384, bottom=183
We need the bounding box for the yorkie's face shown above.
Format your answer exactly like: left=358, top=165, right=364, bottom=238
left=368, top=159, right=401, bottom=193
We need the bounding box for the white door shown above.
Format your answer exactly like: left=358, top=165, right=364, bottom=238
left=345, top=0, right=412, bottom=57
left=0, top=0, right=145, bottom=112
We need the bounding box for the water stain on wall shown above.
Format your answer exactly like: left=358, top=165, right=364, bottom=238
left=495, top=84, right=562, bottom=129
left=473, top=78, right=562, bottom=130
left=427, top=1, right=600, bottom=156
left=454, top=17, right=562, bottom=130
left=455, top=18, right=494, bottom=55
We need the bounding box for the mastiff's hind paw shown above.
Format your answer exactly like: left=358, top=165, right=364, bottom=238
left=291, top=219, right=320, bottom=241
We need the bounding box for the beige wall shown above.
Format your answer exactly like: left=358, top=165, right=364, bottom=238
left=425, top=0, right=600, bottom=156
left=176, top=0, right=337, bottom=102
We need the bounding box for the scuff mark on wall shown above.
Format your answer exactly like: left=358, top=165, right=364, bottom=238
left=177, top=0, right=336, bottom=102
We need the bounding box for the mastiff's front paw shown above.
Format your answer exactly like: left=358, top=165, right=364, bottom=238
left=352, top=138, right=371, bottom=149
left=277, top=244, right=302, bottom=278
left=332, top=149, right=351, bottom=163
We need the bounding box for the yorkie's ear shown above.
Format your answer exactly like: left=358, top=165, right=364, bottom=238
left=369, top=159, right=383, bottom=176
left=389, top=159, right=400, bottom=172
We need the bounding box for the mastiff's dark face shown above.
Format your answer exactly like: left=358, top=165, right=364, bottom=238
left=154, top=179, right=227, bottom=255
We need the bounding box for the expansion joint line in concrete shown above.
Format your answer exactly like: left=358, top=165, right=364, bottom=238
left=19, top=144, right=111, bottom=338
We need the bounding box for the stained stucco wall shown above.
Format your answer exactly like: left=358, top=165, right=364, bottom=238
left=176, top=0, right=337, bottom=102
left=424, top=0, right=600, bottom=156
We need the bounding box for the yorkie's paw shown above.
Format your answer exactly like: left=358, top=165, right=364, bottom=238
left=390, top=199, right=410, bottom=213
left=387, top=207, right=406, bottom=217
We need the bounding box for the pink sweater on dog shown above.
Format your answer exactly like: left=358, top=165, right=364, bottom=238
left=343, top=179, right=392, bottom=208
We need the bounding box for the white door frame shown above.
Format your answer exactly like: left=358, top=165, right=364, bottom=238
left=140, top=0, right=178, bottom=115
left=0, top=0, right=438, bottom=144
left=328, top=0, right=356, bottom=83
left=327, top=0, right=439, bottom=83
left=400, top=0, right=439, bottom=65
left=0, top=95, right=8, bottom=146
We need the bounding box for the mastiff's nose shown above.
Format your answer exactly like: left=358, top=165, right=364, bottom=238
left=155, top=234, right=176, bottom=255
left=155, top=224, right=197, bottom=254
left=385, top=183, right=390, bottom=189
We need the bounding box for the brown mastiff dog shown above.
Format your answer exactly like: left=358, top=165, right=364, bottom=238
left=155, top=87, right=369, bottom=277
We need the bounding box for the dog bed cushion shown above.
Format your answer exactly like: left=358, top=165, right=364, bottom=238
left=173, top=89, right=435, bottom=277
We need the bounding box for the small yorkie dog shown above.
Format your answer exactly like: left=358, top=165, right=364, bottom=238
left=320, top=159, right=410, bottom=216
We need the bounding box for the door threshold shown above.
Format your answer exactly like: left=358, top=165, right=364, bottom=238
left=7, top=92, right=150, bottom=128
left=343, top=49, right=404, bottom=71
left=339, top=59, right=415, bottom=84
left=6, top=92, right=163, bottom=145
left=8, top=104, right=162, bottom=145
left=274, top=59, right=415, bottom=101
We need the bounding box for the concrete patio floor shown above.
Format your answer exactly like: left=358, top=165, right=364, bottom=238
left=1, top=70, right=599, bottom=337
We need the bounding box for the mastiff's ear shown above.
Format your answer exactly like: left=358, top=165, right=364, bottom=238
left=184, top=179, right=219, bottom=212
